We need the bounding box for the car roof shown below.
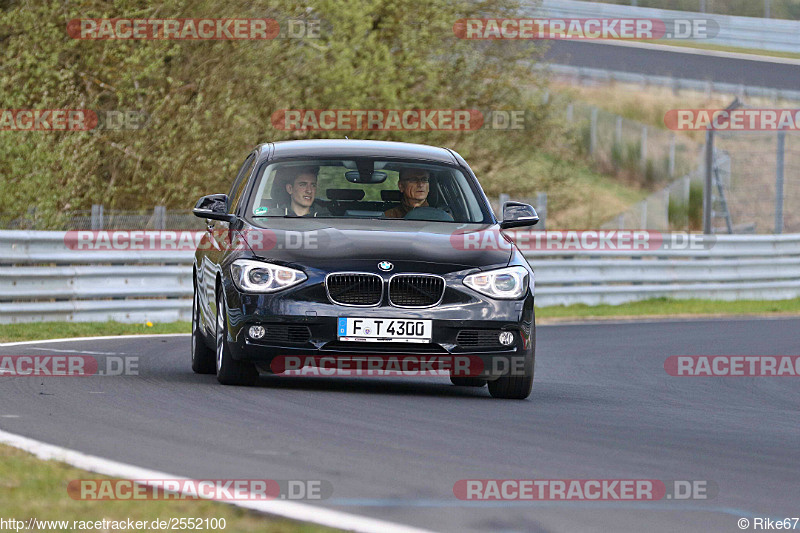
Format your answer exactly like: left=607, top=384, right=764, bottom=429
left=256, top=139, right=458, bottom=164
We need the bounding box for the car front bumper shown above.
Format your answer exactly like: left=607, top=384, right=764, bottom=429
left=222, top=281, right=535, bottom=379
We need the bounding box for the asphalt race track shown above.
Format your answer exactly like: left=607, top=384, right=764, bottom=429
left=544, top=41, right=800, bottom=91
left=1, top=318, right=799, bottom=532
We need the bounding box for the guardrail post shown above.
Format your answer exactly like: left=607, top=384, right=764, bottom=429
left=615, top=116, right=622, bottom=146
left=640, top=200, right=648, bottom=229
left=154, top=205, right=166, bottom=230
left=566, top=104, right=573, bottom=123
left=704, top=130, right=714, bottom=234
left=775, top=131, right=786, bottom=234
left=91, top=204, right=104, bottom=230
left=590, top=108, right=598, bottom=156
left=683, top=175, right=691, bottom=229
left=26, top=207, right=37, bottom=230
left=536, top=192, right=547, bottom=230
left=640, top=126, right=648, bottom=168
left=668, top=134, right=676, bottom=178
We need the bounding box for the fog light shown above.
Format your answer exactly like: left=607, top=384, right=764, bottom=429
left=498, top=331, right=514, bottom=346
left=249, top=325, right=266, bottom=339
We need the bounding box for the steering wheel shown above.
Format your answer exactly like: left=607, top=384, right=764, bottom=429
left=403, top=206, right=454, bottom=222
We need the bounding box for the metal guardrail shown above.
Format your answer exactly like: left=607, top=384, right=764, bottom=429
left=543, top=63, right=800, bottom=102
left=0, top=231, right=194, bottom=324
left=525, top=233, right=800, bottom=306
left=1, top=230, right=799, bottom=322
left=528, top=0, right=800, bottom=53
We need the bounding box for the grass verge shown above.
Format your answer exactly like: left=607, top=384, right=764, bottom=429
left=0, top=443, right=337, bottom=532
left=0, top=321, right=191, bottom=343
left=1, top=298, right=799, bottom=344
left=537, top=297, right=800, bottom=322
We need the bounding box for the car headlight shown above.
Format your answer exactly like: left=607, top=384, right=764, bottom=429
left=230, top=259, right=307, bottom=293
left=463, top=266, right=529, bottom=300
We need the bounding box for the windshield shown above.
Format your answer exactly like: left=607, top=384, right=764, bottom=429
left=246, top=158, right=491, bottom=223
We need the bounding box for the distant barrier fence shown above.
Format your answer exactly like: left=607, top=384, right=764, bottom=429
left=1, top=230, right=799, bottom=323
left=528, top=0, right=800, bottom=54
left=544, top=63, right=800, bottom=103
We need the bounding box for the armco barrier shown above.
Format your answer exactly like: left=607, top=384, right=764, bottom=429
left=1, top=230, right=799, bottom=323
left=0, top=230, right=194, bottom=324
left=525, top=233, right=800, bottom=306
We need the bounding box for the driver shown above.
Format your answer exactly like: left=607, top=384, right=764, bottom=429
left=383, top=168, right=430, bottom=218
left=277, top=166, right=330, bottom=217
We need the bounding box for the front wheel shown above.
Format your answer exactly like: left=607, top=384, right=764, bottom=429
left=215, top=289, right=258, bottom=386
left=191, top=287, right=216, bottom=374
left=488, top=339, right=535, bottom=399
left=487, top=374, right=533, bottom=399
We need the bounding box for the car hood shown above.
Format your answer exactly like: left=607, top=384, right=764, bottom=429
left=242, top=217, right=512, bottom=271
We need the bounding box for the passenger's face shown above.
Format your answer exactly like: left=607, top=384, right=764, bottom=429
left=287, top=173, right=317, bottom=208
left=399, top=169, right=429, bottom=203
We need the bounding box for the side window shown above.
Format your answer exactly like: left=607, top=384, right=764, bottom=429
left=228, top=153, right=256, bottom=214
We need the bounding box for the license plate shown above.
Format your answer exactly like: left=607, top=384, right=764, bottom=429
left=338, top=317, right=432, bottom=343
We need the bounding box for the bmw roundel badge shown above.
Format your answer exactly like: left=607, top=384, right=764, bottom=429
left=378, top=261, right=393, bottom=272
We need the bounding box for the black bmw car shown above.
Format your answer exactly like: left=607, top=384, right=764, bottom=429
left=191, top=139, right=539, bottom=399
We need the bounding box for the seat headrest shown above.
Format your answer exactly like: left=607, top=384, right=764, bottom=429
left=327, top=189, right=365, bottom=201
left=269, top=169, right=293, bottom=205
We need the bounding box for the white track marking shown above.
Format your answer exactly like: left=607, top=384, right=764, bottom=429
left=0, top=429, right=435, bottom=533
left=0, top=333, right=189, bottom=347
left=25, top=347, right=127, bottom=355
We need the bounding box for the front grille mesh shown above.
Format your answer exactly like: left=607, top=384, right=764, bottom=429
left=456, top=329, right=502, bottom=348
left=389, top=275, right=444, bottom=307
left=326, top=273, right=382, bottom=306
left=262, top=325, right=312, bottom=344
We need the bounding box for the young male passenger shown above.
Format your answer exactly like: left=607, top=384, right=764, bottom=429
left=277, top=166, right=330, bottom=217
left=383, top=167, right=430, bottom=218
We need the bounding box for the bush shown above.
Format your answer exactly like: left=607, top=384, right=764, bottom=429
left=0, top=0, right=555, bottom=224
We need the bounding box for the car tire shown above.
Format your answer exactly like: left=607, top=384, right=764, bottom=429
left=488, top=333, right=535, bottom=399
left=487, top=373, right=533, bottom=399
left=450, top=377, right=487, bottom=387
left=191, top=287, right=216, bottom=374
left=215, top=289, right=258, bottom=386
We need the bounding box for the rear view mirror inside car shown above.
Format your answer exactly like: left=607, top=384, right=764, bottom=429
left=344, top=170, right=388, bottom=183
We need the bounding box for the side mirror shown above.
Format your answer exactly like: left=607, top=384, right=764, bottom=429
left=193, top=194, right=235, bottom=222
left=499, top=201, right=539, bottom=229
